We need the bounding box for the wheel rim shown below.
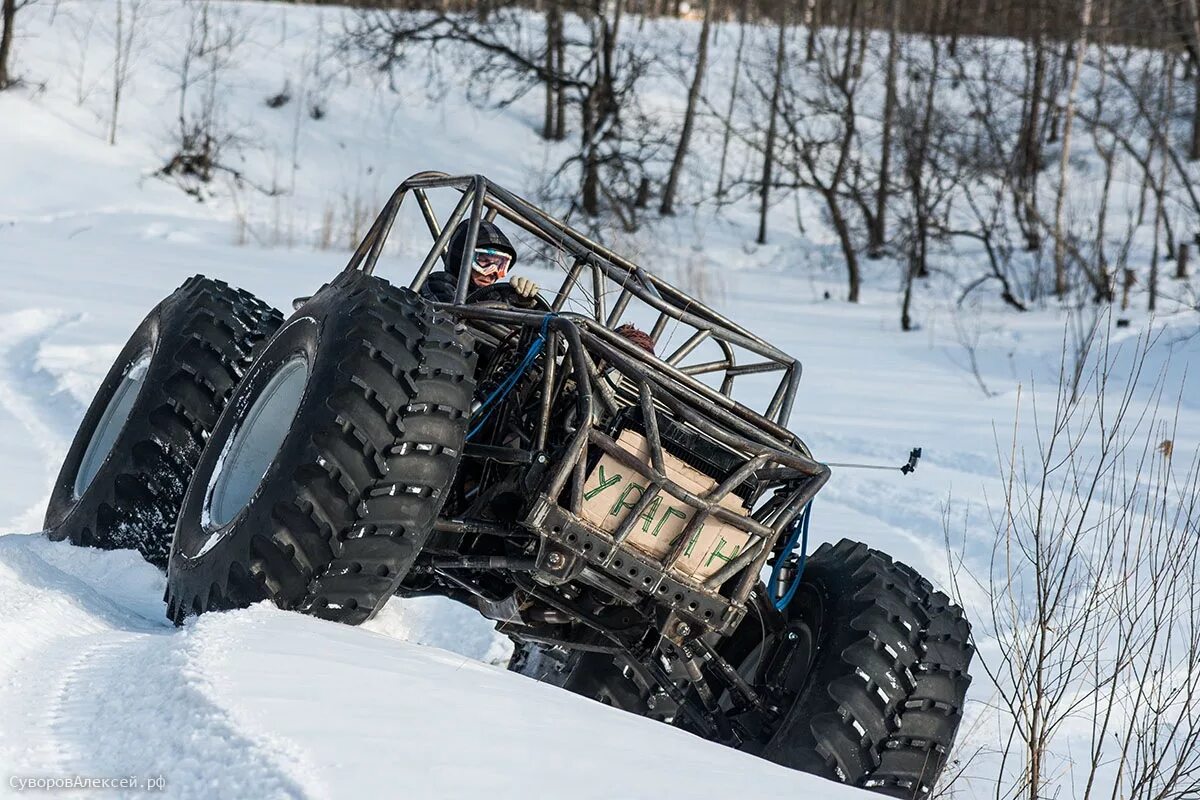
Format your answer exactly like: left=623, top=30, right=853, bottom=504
left=203, top=356, right=308, bottom=537
left=74, top=351, right=152, bottom=498
left=707, top=585, right=824, bottom=746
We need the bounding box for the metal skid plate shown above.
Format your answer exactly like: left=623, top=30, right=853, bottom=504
left=526, top=495, right=746, bottom=636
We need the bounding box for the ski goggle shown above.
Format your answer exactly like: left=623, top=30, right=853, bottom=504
left=471, top=248, right=513, bottom=278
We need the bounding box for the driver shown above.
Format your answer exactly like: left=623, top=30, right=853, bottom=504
left=420, top=220, right=539, bottom=305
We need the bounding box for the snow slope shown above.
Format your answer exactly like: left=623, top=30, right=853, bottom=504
left=1, top=533, right=872, bottom=799
left=2, top=1, right=1200, bottom=798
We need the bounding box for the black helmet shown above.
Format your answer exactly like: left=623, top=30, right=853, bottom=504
left=446, top=219, right=517, bottom=273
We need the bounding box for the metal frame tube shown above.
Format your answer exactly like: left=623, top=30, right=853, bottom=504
left=338, top=172, right=833, bottom=626
left=408, top=189, right=475, bottom=292
left=454, top=180, right=489, bottom=305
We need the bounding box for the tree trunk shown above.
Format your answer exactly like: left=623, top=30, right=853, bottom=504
left=543, top=5, right=557, bottom=140
left=757, top=9, right=787, bottom=245
left=1022, top=40, right=1046, bottom=246
left=635, top=177, right=651, bottom=208
left=554, top=9, right=566, bottom=141
left=871, top=0, right=900, bottom=258
left=1150, top=52, right=1176, bottom=312
left=804, top=0, right=817, bottom=62
left=1052, top=0, right=1092, bottom=298
left=581, top=0, right=620, bottom=217
left=0, top=0, right=14, bottom=90
left=1017, top=3, right=1048, bottom=251
left=905, top=0, right=943, bottom=292
left=900, top=252, right=917, bottom=331
left=825, top=189, right=861, bottom=302
left=715, top=13, right=747, bottom=199
left=839, top=0, right=860, bottom=85
left=1090, top=0, right=1114, bottom=302
left=1185, top=0, right=1200, bottom=159
left=110, top=0, right=125, bottom=146
left=660, top=0, right=713, bottom=216
left=582, top=87, right=600, bottom=216
left=948, top=0, right=961, bottom=56
left=1095, top=147, right=1116, bottom=301
left=1149, top=231, right=1160, bottom=312
left=1192, top=68, right=1200, bottom=160
left=581, top=12, right=600, bottom=216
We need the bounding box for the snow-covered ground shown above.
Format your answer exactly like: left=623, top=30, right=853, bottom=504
left=1, top=534, right=871, bottom=798
left=2, top=1, right=1199, bottom=798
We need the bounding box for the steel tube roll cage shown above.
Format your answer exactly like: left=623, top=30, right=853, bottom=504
left=343, top=172, right=830, bottom=635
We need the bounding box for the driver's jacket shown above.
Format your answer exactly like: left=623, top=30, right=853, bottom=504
left=420, top=270, right=526, bottom=306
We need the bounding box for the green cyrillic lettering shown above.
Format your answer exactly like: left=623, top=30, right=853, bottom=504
left=584, top=464, right=622, bottom=500
left=704, top=537, right=742, bottom=567
left=609, top=482, right=645, bottom=517
left=653, top=506, right=687, bottom=538
left=638, top=495, right=662, bottom=532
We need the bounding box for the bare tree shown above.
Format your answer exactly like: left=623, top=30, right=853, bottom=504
left=714, top=8, right=747, bottom=199
left=1014, top=0, right=1049, bottom=252
left=1085, top=0, right=1117, bottom=303
left=0, top=0, right=34, bottom=90
left=543, top=2, right=556, bottom=140
left=946, top=325, right=1200, bottom=800
left=949, top=297, right=1000, bottom=397
left=109, top=0, right=146, bottom=146
left=899, top=3, right=949, bottom=330
left=803, top=0, right=818, bottom=62
left=946, top=182, right=1029, bottom=312
left=659, top=0, right=712, bottom=216
left=756, top=3, right=787, bottom=245
left=1149, top=50, right=1176, bottom=312
left=775, top=5, right=869, bottom=302
left=542, top=1, right=565, bottom=141
left=943, top=36, right=1040, bottom=308
left=62, top=4, right=103, bottom=106
left=1159, top=0, right=1200, bottom=160
left=870, top=0, right=901, bottom=258
left=342, top=0, right=1200, bottom=310
left=553, top=5, right=566, bottom=141
left=1052, top=0, right=1093, bottom=298
left=158, top=0, right=266, bottom=199
left=0, top=0, right=15, bottom=89
left=348, top=1, right=658, bottom=225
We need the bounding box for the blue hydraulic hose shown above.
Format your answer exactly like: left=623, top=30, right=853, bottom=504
left=767, top=500, right=812, bottom=612
left=466, top=313, right=555, bottom=441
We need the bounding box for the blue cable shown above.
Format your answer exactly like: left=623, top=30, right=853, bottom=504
left=469, top=312, right=810, bottom=612
left=466, top=313, right=555, bottom=441
left=767, top=500, right=812, bottom=612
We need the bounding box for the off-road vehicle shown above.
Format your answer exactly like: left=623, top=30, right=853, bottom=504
left=48, top=172, right=973, bottom=796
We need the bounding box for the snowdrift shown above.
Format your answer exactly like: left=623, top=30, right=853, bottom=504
left=0, top=534, right=861, bottom=798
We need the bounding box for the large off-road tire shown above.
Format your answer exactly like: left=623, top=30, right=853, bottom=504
left=166, top=271, right=475, bottom=626
left=44, top=276, right=282, bottom=567
left=759, top=539, right=973, bottom=797
left=508, top=540, right=972, bottom=797
left=508, top=645, right=651, bottom=713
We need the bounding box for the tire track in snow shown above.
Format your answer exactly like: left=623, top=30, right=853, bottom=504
left=0, top=535, right=309, bottom=799
left=810, top=472, right=977, bottom=595
left=47, top=630, right=308, bottom=799
left=0, top=310, right=85, bottom=454
left=0, top=310, right=87, bottom=530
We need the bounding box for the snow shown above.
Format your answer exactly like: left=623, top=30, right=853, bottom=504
left=0, top=534, right=866, bottom=799
left=1, top=1, right=1199, bottom=798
